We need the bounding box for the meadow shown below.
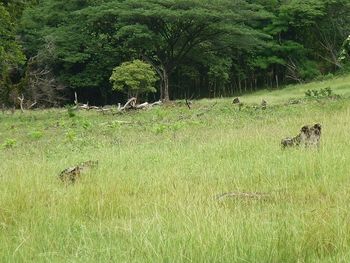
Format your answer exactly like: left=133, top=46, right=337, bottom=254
left=1, top=75, right=350, bottom=262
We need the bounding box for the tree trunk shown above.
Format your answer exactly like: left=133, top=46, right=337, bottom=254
left=238, top=76, right=242, bottom=95
left=140, top=55, right=170, bottom=102
left=163, top=70, right=170, bottom=102
left=158, top=65, right=170, bottom=102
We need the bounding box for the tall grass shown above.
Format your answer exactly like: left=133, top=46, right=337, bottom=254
left=1, top=76, right=350, bottom=262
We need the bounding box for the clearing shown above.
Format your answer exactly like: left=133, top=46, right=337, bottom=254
left=1, top=75, right=350, bottom=262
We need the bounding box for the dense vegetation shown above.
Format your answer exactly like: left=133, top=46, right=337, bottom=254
left=1, top=0, right=350, bottom=106
left=1, top=75, right=350, bottom=261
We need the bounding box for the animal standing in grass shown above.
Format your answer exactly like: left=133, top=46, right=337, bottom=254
left=59, top=160, right=98, bottom=184
left=281, top=124, right=322, bottom=148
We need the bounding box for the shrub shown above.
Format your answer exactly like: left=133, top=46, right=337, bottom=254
left=305, top=87, right=340, bottom=99
left=110, top=60, right=158, bottom=100
left=1, top=138, right=17, bottom=149
left=65, top=105, right=77, bottom=118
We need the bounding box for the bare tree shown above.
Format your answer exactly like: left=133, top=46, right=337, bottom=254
left=285, top=58, right=303, bottom=84
left=24, top=55, right=66, bottom=107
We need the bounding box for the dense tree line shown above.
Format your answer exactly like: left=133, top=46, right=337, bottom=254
left=0, top=0, right=350, bottom=106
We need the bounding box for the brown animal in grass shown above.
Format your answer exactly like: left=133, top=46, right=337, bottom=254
left=59, top=160, right=98, bottom=184
left=232, top=97, right=240, bottom=104
left=281, top=124, right=321, bottom=148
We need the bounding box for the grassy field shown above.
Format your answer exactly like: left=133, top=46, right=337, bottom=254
left=1, top=75, right=350, bottom=262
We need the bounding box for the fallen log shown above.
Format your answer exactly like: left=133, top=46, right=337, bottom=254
left=72, top=93, right=162, bottom=113
left=119, top=97, right=137, bottom=111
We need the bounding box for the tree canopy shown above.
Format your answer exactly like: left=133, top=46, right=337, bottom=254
left=0, top=0, right=349, bottom=105
left=110, top=59, right=158, bottom=99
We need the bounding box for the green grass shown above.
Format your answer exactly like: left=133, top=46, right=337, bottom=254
left=1, top=75, right=350, bottom=262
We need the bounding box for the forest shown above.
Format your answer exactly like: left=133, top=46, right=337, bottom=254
left=1, top=0, right=350, bottom=105
left=3, top=1, right=350, bottom=262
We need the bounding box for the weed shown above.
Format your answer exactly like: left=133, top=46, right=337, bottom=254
left=66, top=105, right=77, bottom=118
left=28, top=130, right=44, bottom=140
left=1, top=138, right=17, bottom=149
left=305, top=87, right=340, bottom=99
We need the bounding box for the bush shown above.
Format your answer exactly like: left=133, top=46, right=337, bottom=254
left=110, top=60, right=158, bottom=99
left=1, top=138, right=17, bottom=149
left=65, top=105, right=77, bottom=118
left=305, top=87, right=340, bottom=99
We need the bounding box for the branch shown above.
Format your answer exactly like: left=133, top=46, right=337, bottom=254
left=17, top=94, right=25, bottom=113
left=120, top=97, right=137, bottom=111
left=28, top=100, right=37, bottom=109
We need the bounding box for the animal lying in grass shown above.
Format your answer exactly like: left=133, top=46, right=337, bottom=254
left=281, top=124, right=321, bottom=148
left=59, top=160, right=98, bottom=184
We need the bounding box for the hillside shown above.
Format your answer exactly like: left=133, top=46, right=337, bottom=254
left=0, top=76, right=350, bottom=262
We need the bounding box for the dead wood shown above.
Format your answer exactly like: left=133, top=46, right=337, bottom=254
left=136, top=102, right=149, bottom=109
left=74, top=92, right=78, bottom=107
left=28, top=100, right=37, bottom=109
left=120, top=97, right=137, bottom=111
left=17, top=94, right=25, bottom=113
left=185, top=98, right=192, bottom=109
left=72, top=93, right=161, bottom=113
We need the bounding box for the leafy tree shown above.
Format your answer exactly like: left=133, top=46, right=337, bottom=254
left=26, top=0, right=269, bottom=101
left=18, top=0, right=350, bottom=104
left=103, top=0, right=268, bottom=101
left=339, top=35, right=350, bottom=63
left=110, top=59, right=158, bottom=99
left=20, top=0, right=126, bottom=104
left=0, top=3, right=25, bottom=104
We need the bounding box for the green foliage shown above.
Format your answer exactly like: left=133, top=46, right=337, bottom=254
left=0, top=4, right=25, bottom=68
left=27, top=130, right=43, bottom=140
left=65, top=129, right=77, bottom=142
left=305, top=87, right=339, bottom=99
left=1, top=76, right=350, bottom=261
left=0, top=4, right=25, bottom=102
left=1, top=138, right=17, bottom=149
left=65, top=105, right=77, bottom=118
left=0, top=0, right=349, bottom=103
left=339, top=35, right=350, bottom=63
left=110, top=60, right=158, bottom=98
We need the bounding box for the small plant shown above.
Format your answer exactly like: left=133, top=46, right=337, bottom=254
left=65, top=130, right=77, bottom=142
left=305, top=87, right=339, bottom=99
left=66, top=105, right=77, bottom=118
left=1, top=138, right=17, bottom=149
left=81, top=120, right=92, bottom=130
left=152, top=123, right=168, bottom=134
left=28, top=130, right=44, bottom=140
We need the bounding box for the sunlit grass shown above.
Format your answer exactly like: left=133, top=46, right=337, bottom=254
left=1, top=75, right=350, bottom=262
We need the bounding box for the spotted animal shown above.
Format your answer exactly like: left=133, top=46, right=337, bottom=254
left=306, top=123, right=322, bottom=147
left=281, top=124, right=321, bottom=148
left=59, top=160, right=98, bottom=184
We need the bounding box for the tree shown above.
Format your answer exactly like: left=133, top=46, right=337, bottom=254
left=19, top=0, right=350, bottom=104
left=110, top=60, right=158, bottom=100
left=0, top=3, right=25, bottom=104
left=339, top=35, right=350, bottom=64
left=78, top=0, right=269, bottom=101
left=20, top=0, right=127, bottom=104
